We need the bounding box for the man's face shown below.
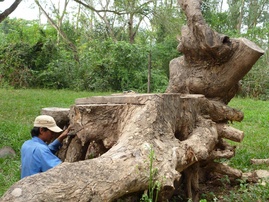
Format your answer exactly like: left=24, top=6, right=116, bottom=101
left=40, top=128, right=55, bottom=143
left=45, top=130, right=55, bottom=142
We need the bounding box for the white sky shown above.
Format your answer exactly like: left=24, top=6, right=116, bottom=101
left=0, top=0, right=39, bottom=20
left=1, top=0, right=228, bottom=21
left=0, top=0, right=80, bottom=24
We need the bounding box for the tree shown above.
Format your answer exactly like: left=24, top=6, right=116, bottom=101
left=0, top=0, right=22, bottom=23
left=34, top=0, right=80, bottom=62
left=74, top=0, right=153, bottom=43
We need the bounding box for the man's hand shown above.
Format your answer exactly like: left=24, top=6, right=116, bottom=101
left=57, top=125, right=71, bottom=143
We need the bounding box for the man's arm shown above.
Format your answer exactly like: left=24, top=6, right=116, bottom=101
left=48, top=126, right=70, bottom=153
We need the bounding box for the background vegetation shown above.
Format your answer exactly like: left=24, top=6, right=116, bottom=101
left=0, top=0, right=268, bottom=98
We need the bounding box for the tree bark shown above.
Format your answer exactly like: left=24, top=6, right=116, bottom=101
left=166, top=0, right=264, bottom=104
left=250, top=159, right=269, bottom=165
left=0, top=0, right=22, bottom=23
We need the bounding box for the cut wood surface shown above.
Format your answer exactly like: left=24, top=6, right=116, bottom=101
left=41, top=107, right=70, bottom=129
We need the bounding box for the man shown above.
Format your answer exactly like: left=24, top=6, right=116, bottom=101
left=21, top=115, right=70, bottom=179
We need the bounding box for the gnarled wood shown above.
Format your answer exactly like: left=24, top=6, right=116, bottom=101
left=1, top=94, right=243, bottom=202
left=166, top=0, right=264, bottom=104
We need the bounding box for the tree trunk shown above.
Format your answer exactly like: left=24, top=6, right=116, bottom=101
left=166, top=0, right=264, bottom=104
left=34, top=0, right=80, bottom=63
left=0, top=0, right=22, bottom=23
left=0, top=0, right=264, bottom=201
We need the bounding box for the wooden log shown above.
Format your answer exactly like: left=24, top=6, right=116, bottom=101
left=209, top=150, right=235, bottom=160
left=250, top=159, right=269, bottom=165
left=41, top=107, right=70, bottom=129
left=206, top=162, right=242, bottom=179
left=217, top=124, right=244, bottom=142
left=201, top=99, right=244, bottom=122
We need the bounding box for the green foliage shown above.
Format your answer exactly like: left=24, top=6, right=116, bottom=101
left=0, top=39, right=59, bottom=88
left=0, top=42, right=32, bottom=87
left=0, top=19, right=61, bottom=88
left=140, top=146, right=161, bottom=202
left=0, top=17, right=178, bottom=92
left=221, top=179, right=269, bottom=202
left=0, top=19, right=55, bottom=45
left=151, top=36, right=179, bottom=77
left=79, top=39, right=152, bottom=92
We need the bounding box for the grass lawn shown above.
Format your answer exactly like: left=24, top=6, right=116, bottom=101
left=228, top=98, right=269, bottom=171
left=0, top=89, right=269, bottom=201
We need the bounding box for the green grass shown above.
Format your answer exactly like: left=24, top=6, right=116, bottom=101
left=228, top=98, right=269, bottom=171
left=0, top=88, right=110, bottom=196
left=0, top=90, right=269, bottom=200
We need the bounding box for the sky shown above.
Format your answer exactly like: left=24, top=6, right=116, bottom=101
left=0, top=0, right=39, bottom=20
left=0, top=0, right=79, bottom=23
left=1, top=0, right=229, bottom=21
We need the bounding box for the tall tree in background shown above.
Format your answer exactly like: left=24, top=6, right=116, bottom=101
left=0, top=0, right=22, bottom=23
left=227, top=0, right=245, bottom=33
left=34, top=0, right=79, bottom=62
left=74, top=0, right=153, bottom=43
left=114, top=0, right=153, bottom=43
left=245, top=0, right=269, bottom=30
left=150, top=0, right=183, bottom=43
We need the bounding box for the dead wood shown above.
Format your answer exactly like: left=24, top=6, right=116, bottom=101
left=0, top=94, right=245, bottom=202
left=166, top=0, right=264, bottom=104
left=41, top=107, right=70, bottom=129
left=250, top=159, right=269, bottom=165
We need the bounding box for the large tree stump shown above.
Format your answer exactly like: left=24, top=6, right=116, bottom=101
left=166, top=0, right=264, bottom=104
left=1, top=94, right=245, bottom=202
left=0, top=0, right=265, bottom=201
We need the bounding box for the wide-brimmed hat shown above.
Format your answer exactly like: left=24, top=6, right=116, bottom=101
left=34, top=115, right=63, bottom=133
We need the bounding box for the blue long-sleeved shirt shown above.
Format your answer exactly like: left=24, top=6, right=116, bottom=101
left=21, top=136, right=62, bottom=179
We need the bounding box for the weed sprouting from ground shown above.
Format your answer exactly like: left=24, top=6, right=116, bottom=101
left=140, top=146, right=161, bottom=202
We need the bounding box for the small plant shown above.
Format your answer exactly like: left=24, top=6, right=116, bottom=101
left=222, top=178, right=269, bottom=202
left=140, top=146, right=161, bottom=202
